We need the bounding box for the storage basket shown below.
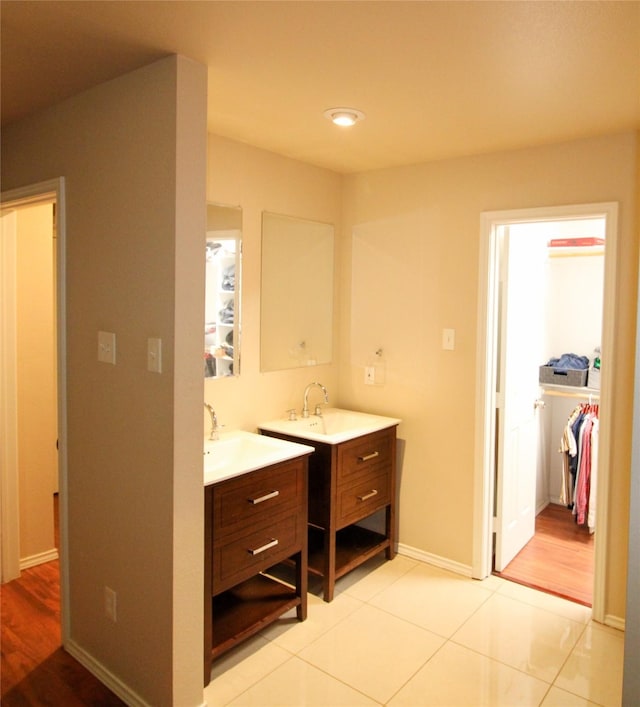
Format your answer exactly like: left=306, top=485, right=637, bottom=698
left=539, top=365, right=588, bottom=387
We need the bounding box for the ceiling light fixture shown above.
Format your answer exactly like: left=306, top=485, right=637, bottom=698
left=324, top=107, right=365, bottom=127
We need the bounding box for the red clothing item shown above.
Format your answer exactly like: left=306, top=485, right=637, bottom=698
left=575, top=416, right=593, bottom=525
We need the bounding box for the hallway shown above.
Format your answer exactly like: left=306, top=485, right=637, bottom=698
left=0, top=558, right=123, bottom=705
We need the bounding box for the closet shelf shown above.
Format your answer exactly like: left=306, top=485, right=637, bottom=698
left=548, top=247, right=604, bottom=259
left=541, top=383, right=600, bottom=400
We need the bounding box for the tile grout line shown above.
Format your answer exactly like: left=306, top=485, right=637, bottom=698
left=382, top=637, right=450, bottom=706
left=211, top=556, right=607, bottom=706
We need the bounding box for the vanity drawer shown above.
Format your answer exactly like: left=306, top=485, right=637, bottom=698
left=337, top=469, right=390, bottom=527
left=212, top=513, right=301, bottom=593
left=213, top=459, right=304, bottom=537
left=337, top=428, right=393, bottom=485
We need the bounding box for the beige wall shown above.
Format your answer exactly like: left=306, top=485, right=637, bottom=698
left=206, top=131, right=638, bottom=625
left=206, top=131, right=639, bottom=625
left=340, top=132, right=639, bottom=621
left=204, top=135, right=342, bottom=431
left=1, top=56, right=637, bottom=702
left=1, top=56, right=206, bottom=706
left=16, top=203, right=57, bottom=563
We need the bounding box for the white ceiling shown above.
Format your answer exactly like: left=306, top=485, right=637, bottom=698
left=2, top=0, right=639, bottom=173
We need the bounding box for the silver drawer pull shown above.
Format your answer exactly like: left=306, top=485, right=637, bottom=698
left=358, top=451, right=379, bottom=462
left=248, top=538, right=278, bottom=556
left=248, top=490, right=280, bottom=505
left=357, top=489, right=379, bottom=501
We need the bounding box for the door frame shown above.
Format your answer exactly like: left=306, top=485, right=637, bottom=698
left=472, top=202, right=618, bottom=623
left=0, top=178, right=68, bottom=641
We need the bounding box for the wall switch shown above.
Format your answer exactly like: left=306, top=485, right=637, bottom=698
left=365, top=366, right=375, bottom=385
left=98, top=331, right=116, bottom=364
left=104, top=586, right=117, bottom=622
left=442, top=328, right=455, bottom=351
left=147, top=337, right=162, bottom=373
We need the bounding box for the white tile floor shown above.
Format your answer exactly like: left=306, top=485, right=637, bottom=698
left=204, top=555, right=624, bottom=706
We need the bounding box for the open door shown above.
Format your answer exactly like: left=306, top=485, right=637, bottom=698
left=1, top=178, right=68, bottom=645
left=494, top=226, right=548, bottom=571
left=477, top=202, right=618, bottom=623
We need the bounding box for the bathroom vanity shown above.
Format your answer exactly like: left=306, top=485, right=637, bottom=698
left=203, top=431, right=313, bottom=684
left=259, top=409, right=400, bottom=602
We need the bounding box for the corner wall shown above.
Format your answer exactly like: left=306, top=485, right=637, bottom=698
left=1, top=55, right=207, bottom=706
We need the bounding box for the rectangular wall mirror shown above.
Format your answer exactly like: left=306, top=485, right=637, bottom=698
left=261, top=212, right=334, bottom=372
left=205, top=203, right=242, bottom=378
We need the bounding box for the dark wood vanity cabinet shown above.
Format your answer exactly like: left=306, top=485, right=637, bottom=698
left=262, top=425, right=398, bottom=602
left=204, top=456, right=309, bottom=685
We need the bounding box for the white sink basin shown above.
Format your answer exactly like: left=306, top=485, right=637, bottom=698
left=258, top=408, right=401, bottom=445
left=203, top=430, right=314, bottom=486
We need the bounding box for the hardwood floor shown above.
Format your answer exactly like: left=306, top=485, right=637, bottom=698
left=1, top=501, right=124, bottom=705
left=494, top=503, right=595, bottom=606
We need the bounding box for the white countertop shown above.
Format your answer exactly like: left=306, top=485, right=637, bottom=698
left=258, top=408, right=401, bottom=445
left=203, top=429, right=314, bottom=486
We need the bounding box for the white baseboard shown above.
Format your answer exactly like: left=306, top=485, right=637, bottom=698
left=64, top=639, right=208, bottom=707
left=536, top=499, right=550, bottom=515
left=20, top=548, right=58, bottom=570
left=603, top=614, right=626, bottom=632
left=398, top=544, right=626, bottom=634
left=65, top=638, right=150, bottom=707
left=398, top=543, right=473, bottom=578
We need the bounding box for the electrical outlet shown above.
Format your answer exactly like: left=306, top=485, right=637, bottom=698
left=364, top=366, right=375, bottom=385
left=104, top=586, right=117, bottom=622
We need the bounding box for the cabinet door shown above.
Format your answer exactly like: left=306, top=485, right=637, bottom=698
left=213, top=460, right=303, bottom=538
left=337, top=469, right=391, bottom=527
left=210, top=458, right=307, bottom=594
left=337, top=429, right=393, bottom=487
left=213, top=513, right=301, bottom=593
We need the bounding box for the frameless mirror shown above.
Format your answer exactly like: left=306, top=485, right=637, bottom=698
left=261, top=212, right=334, bottom=371
left=205, top=203, right=241, bottom=378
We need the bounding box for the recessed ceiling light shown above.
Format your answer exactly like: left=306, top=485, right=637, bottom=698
left=324, top=107, right=365, bottom=127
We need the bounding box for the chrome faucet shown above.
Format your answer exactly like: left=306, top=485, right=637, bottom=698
left=302, top=382, right=329, bottom=418
left=204, top=402, right=219, bottom=440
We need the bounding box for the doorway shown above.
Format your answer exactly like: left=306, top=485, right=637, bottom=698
left=473, top=202, right=618, bottom=622
left=493, top=217, right=605, bottom=605
left=1, top=200, right=58, bottom=572
left=0, top=178, right=68, bottom=641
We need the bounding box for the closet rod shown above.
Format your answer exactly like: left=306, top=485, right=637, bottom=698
left=541, top=385, right=600, bottom=401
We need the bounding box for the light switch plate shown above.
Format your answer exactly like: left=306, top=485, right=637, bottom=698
left=147, top=337, right=162, bottom=373
left=98, top=331, right=116, bottom=364
left=442, top=328, right=455, bottom=351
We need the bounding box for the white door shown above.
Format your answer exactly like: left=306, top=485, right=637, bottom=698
left=494, top=226, right=547, bottom=571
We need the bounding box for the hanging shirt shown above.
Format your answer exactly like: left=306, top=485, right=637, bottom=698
left=560, top=406, right=582, bottom=506
left=587, top=418, right=599, bottom=533
left=575, top=416, right=594, bottom=525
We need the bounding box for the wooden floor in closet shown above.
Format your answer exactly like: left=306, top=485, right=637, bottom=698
left=494, top=503, right=595, bottom=606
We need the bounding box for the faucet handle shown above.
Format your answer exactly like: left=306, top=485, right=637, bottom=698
left=286, top=408, right=297, bottom=421
left=314, top=403, right=325, bottom=417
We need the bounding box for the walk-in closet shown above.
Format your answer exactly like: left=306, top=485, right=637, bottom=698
left=496, top=218, right=605, bottom=606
